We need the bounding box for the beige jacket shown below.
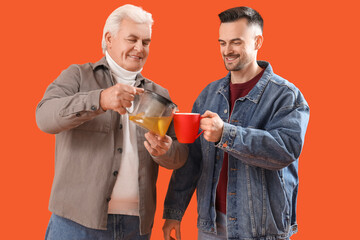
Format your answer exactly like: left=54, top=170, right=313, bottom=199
left=36, top=57, right=188, bottom=234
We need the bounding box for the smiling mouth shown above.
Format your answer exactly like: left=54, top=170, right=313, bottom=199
left=128, top=55, right=142, bottom=61
left=224, top=55, right=240, bottom=62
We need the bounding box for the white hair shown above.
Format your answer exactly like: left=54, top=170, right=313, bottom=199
left=101, top=4, right=154, bottom=54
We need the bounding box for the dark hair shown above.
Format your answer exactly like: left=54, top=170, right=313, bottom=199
left=218, top=6, right=263, bottom=32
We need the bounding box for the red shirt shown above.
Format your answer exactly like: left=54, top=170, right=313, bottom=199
left=216, top=68, right=265, bottom=214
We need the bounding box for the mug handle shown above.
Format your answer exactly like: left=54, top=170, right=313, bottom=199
left=195, top=116, right=205, bottom=139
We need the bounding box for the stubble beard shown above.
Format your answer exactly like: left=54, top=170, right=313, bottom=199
left=224, top=60, right=244, bottom=72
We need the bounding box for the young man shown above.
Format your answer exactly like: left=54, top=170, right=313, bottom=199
left=163, top=6, right=309, bottom=240
left=36, top=4, right=188, bottom=240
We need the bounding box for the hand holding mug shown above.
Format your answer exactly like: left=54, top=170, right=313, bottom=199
left=200, top=110, right=224, bottom=142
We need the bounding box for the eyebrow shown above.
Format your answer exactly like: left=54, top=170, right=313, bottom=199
left=127, top=34, right=151, bottom=42
left=218, top=38, right=242, bottom=42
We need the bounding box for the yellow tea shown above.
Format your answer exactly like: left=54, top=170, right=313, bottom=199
left=129, top=113, right=173, bottom=136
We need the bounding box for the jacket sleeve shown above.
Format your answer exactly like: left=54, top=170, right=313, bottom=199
left=216, top=95, right=310, bottom=170
left=36, top=65, right=105, bottom=134
left=163, top=100, right=202, bottom=221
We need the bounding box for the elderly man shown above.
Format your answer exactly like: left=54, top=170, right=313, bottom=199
left=36, top=4, right=187, bottom=240
left=163, top=6, right=309, bottom=240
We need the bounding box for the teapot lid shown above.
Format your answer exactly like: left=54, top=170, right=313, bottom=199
left=145, top=89, right=177, bottom=107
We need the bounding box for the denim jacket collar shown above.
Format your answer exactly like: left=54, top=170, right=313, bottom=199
left=218, top=61, right=273, bottom=104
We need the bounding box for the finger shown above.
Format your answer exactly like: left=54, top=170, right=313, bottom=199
left=145, top=132, right=167, bottom=149
left=163, top=225, right=171, bottom=240
left=135, top=87, right=145, bottom=94
left=175, top=225, right=181, bottom=240
left=201, top=110, right=216, bottom=118
left=158, top=134, right=172, bottom=143
left=116, top=107, right=127, bottom=115
left=117, top=83, right=137, bottom=94
left=145, top=132, right=158, bottom=148
left=120, top=99, right=133, bottom=108
left=144, top=141, right=158, bottom=155
left=152, top=135, right=171, bottom=149
left=200, top=119, right=213, bottom=130
left=120, top=93, right=136, bottom=102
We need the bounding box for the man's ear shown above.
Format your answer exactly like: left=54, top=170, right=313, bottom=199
left=255, top=35, right=264, bottom=50
left=105, top=32, right=112, bottom=49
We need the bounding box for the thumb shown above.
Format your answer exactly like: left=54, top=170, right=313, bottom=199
left=135, top=87, right=145, bottom=94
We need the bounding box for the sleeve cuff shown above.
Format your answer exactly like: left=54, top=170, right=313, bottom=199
left=163, top=208, right=185, bottom=221
left=215, top=122, right=237, bottom=150
left=86, top=89, right=105, bottom=114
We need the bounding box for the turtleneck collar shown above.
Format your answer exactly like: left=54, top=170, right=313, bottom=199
left=105, top=51, right=142, bottom=82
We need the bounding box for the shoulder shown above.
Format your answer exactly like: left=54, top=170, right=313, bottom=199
left=267, top=73, right=308, bottom=108
left=60, top=58, right=107, bottom=77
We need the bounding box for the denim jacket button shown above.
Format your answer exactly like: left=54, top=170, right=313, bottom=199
left=224, top=109, right=228, bottom=114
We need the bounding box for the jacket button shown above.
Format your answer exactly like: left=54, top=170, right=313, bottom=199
left=75, top=113, right=81, bottom=117
left=91, top=105, right=97, bottom=111
left=113, top=171, right=118, bottom=176
left=224, top=109, right=228, bottom=114
left=106, top=197, right=111, bottom=202
left=117, top=148, right=122, bottom=153
left=119, top=124, right=123, bottom=129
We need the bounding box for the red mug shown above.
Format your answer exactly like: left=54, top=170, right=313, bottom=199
left=173, top=113, right=204, bottom=143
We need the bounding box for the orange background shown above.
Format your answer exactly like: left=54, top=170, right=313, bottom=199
left=1, top=0, right=359, bottom=239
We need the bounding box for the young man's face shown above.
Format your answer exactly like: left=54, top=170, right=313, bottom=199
left=106, top=18, right=151, bottom=72
left=219, top=18, right=261, bottom=72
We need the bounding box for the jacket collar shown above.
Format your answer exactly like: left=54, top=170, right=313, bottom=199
left=218, top=61, right=272, bottom=104
left=92, top=56, right=146, bottom=86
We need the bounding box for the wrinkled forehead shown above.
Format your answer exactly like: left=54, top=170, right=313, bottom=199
left=118, top=18, right=152, bottom=38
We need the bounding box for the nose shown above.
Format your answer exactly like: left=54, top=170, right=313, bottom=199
left=134, top=40, right=143, bottom=52
left=224, top=44, right=233, bottom=55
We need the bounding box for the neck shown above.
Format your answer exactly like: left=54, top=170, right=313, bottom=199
left=230, top=61, right=262, bottom=84
left=105, top=51, right=141, bottom=81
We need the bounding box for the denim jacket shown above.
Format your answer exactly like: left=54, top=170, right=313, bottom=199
left=163, top=61, right=310, bottom=240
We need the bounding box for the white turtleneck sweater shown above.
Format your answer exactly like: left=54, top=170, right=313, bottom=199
left=106, top=51, right=141, bottom=216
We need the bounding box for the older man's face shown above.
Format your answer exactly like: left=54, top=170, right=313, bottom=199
left=106, top=18, right=151, bottom=71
